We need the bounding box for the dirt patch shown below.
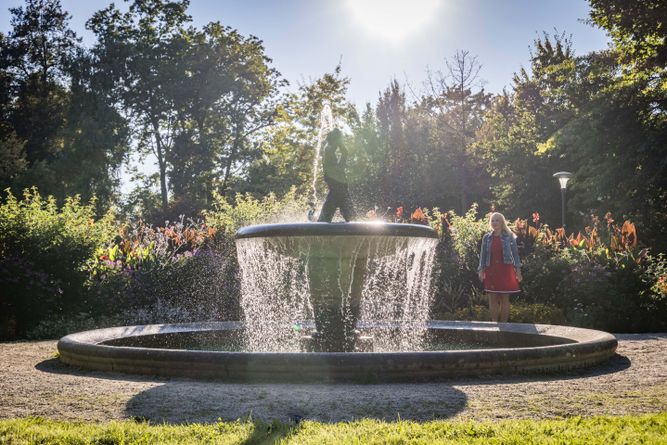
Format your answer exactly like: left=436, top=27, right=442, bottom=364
left=0, top=334, right=665, bottom=423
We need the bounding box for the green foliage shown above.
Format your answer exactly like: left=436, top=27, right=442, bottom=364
left=1, top=0, right=128, bottom=209
left=0, top=413, right=665, bottom=444
left=437, top=303, right=566, bottom=325
left=588, top=0, right=667, bottom=73
left=0, top=188, right=116, bottom=339
left=244, top=63, right=358, bottom=199
left=88, top=1, right=285, bottom=215
left=421, top=204, right=667, bottom=331
left=203, top=188, right=308, bottom=235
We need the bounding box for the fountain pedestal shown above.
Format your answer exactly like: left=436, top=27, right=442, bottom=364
left=307, top=252, right=367, bottom=351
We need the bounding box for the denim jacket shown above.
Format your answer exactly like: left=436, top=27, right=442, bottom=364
left=477, top=231, right=521, bottom=272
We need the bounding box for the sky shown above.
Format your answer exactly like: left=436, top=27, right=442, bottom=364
left=0, top=0, right=612, bottom=193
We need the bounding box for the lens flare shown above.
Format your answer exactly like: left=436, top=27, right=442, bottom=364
left=344, top=0, right=442, bottom=44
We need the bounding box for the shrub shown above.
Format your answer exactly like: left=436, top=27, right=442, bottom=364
left=0, top=189, right=116, bottom=339
left=410, top=205, right=667, bottom=332
left=203, top=187, right=308, bottom=235
left=428, top=205, right=488, bottom=315
left=438, top=303, right=566, bottom=324
left=87, top=217, right=241, bottom=326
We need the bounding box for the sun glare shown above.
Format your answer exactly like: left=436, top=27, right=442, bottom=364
left=344, top=0, right=442, bottom=45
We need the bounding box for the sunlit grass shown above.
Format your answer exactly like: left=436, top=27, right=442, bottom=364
left=0, top=413, right=665, bottom=444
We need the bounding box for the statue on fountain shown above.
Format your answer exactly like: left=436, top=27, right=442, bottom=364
left=317, top=128, right=356, bottom=223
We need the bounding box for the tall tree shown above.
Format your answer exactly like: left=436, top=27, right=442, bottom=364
left=424, top=50, right=491, bottom=213
left=0, top=32, right=27, bottom=187
left=90, top=2, right=284, bottom=216
left=4, top=0, right=79, bottom=167
left=1, top=0, right=128, bottom=208
left=474, top=34, right=576, bottom=224
left=347, top=103, right=383, bottom=210
left=588, top=0, right=667, bottom=74
left=88, top=0, right=192, bottom=212
left=376, top=79, right=408, bottom=207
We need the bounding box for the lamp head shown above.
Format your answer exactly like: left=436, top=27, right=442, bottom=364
left=553, top=171, right=573, bottom=190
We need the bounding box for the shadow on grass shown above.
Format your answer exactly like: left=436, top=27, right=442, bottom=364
left=239, top=420, right=298, bottom=445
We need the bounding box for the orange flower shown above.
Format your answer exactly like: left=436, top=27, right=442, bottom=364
left=410, top=208, right=428, bottom=225
left=621, top=221, right=637, bottom=248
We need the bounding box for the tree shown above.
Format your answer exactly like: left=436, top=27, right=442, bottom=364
left=1, top=0, right=128, bottom=208
left=474, top=34, right=577, bottom=224
left=0, top=32, right=27, bottom=187
left=376, top=79, right=409, bottom=208
left=424, top=50, right=492, bottom=213
left=88, top=0, right=192, bottom=212
left=347, top=103, right=383, bottom=210
left=3, top=0, right=79, bottom=167
left=54, top=48, right=129, bottom=207
left=89, top=2, right=284, bottom=216
left=588, top=0, right=667, bottom=73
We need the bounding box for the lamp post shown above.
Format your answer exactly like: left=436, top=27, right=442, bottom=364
left=553, top=172, right=573, bottom=229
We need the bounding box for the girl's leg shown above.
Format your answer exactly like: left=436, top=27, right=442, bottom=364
left=499, top=294, right=510, bottom=322
left=488, top=293, right=500, bottom=322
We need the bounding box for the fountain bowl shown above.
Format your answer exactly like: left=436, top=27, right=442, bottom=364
left=57, top=320, right=617, bottom=382
left=235, top=222, right=438, bottom=259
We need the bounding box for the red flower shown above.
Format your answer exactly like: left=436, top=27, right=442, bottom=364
left=532, top=212, right=540, bottom=224
left=396, top=206, right=404, bottom=221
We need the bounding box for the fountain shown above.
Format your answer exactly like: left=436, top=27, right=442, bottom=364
left=57, top=110, right=618, bottom=382
left=236, top=222, right=438, bottom=353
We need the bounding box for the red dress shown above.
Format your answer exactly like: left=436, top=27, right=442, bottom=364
left=483, top=234, right=521, bottom=293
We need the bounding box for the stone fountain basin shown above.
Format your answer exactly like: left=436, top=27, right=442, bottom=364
left=57, top=321, right=617, bottom=382
left=235, top=222, right=438, bottom=259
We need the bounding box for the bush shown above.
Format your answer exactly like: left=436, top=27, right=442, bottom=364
left=438, top=303, right=566, bottom=324
left=203, top=187, right=308, bottom=235
left=0, top=189, right=116, bottom=339
left=423, top=206, right=667, bottom=332
left=87, top=217, right=241, bottom=327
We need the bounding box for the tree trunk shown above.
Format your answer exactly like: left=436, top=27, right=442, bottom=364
left=221, top=119, right=243, bottom=195
left=152, top=120, right=168, bottom=211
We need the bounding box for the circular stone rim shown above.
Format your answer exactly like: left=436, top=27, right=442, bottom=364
left=57, top=321, right=617, bottom=382
left=235, top=222, right=438, bottom=239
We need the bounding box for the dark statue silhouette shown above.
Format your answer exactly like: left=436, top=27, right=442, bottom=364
left=317, top=128, right=356, bottom=222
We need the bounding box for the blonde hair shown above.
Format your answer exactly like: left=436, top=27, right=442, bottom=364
left=488, top=212, right=516, bottom=238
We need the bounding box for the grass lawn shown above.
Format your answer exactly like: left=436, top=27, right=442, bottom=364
left=0, top=413, right=665, bottom=444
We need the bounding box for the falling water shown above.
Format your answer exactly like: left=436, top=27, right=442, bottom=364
left=236, top=237, right=314, bottom=352
left=359, top=237, right=438, bottom=351
left=236, top=234, right=438, bottom=352
left=311, top=102, right=333, bottom=203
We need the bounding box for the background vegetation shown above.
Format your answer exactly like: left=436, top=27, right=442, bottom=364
left=1, top=0, right=666, bottom=339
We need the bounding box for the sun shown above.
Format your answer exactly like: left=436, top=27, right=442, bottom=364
left=344, top=0, right=442, bottom=45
